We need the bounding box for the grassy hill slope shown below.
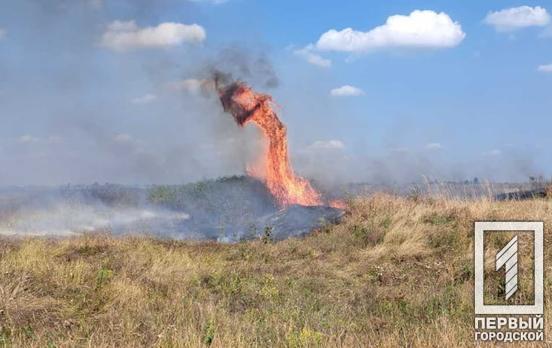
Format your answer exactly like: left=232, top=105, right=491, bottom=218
left=1, top=194, right=551, bottom=347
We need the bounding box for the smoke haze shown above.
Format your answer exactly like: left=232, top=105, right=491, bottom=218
left=0, top=0, right=547, bottom=188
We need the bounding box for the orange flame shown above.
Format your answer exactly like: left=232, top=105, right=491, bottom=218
left=216, top=78, right=322, bottom=207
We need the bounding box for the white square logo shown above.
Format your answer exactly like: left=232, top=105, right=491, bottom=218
left=474, top=221, right=543, bottom=315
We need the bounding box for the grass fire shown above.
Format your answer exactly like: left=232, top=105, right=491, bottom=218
left=215, top=72, right=324, bottom=207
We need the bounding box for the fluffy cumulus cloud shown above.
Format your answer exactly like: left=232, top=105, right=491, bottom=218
left=538, top=64, right=552, bottom=73
left=330, top=85, right=365, bottom=97
left=484, top=6, right=550, bottom=32
left=293, top=45, right=332, bottom=68
left=316, top=10, right=465, bottom=52
left=100, top=20, right=206, bottom=51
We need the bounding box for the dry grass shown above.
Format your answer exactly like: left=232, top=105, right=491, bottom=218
left=1, top=194, right=552, bottom=347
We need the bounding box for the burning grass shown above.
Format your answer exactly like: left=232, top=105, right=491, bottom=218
left=1, top=194, right=552, bottom=347
left=215, top=74, right=334, bottom=208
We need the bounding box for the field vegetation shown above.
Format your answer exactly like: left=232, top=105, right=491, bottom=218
left=1, top=194, right=551, bottom=347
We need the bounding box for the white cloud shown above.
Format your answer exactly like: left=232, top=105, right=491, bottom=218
left=316, top=10, right=465, bottom=52
left=425, top=142, right=442, bottom=150
left=484, top=6, right=550, bottom=32
left=131, top=94, right=157, bottom=104
left=293, top=45, right=332, bottom=68
left=537, top=64, right=552, bottom=73
left=330, top=85, right=365, bottom=97
left=308, top=140, right=345, bottom=150
left=0, top=28, right=6, bottom=40
left=100, top=20, right=206, bottom=51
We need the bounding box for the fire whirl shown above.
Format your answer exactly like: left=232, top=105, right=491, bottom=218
left=215, top=76, right=323, bottom=207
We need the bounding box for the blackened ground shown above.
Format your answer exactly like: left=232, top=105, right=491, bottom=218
left=253, top=205, right=344, bottom=242
left=0, top=176, right=344, bottom=242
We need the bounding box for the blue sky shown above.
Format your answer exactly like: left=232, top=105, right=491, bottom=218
left=0, top=1, right=551, bottom=185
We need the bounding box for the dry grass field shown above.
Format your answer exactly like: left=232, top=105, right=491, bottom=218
left=1, top=194, right=551, bottom=347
